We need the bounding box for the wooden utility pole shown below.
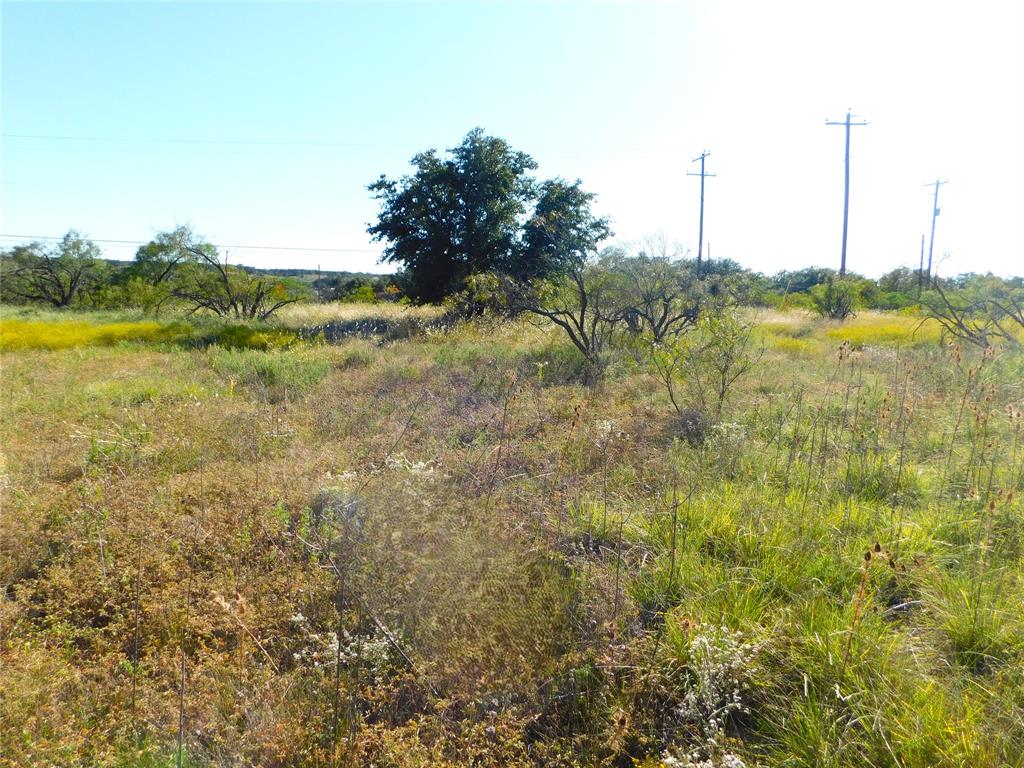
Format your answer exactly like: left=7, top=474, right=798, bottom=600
left=686, top=151, right=715, bottom=276
left=826, top=110, right=869, bottom=276
left=925, top=179, right=947, bottom=284
left=917, top=234, right=925, bottom=298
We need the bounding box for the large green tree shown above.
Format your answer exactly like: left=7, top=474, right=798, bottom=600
left=367, top=128, right=609, bottom=303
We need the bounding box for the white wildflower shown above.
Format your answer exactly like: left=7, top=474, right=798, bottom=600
left=384, top=454, right=437, bottom=475
left=678, top=624, right=757, bottom=730
left=666, top=623, right=759, bottom=768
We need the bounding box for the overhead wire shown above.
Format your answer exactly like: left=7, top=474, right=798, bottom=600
left=0, top=132, right=677, bottom=155
left=0, top=233, right=381, bottom=255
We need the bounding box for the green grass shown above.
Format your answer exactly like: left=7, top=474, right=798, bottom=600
left=1, top=305, right=1022, bottom=767
left=208, top=346, right=331, bottom=395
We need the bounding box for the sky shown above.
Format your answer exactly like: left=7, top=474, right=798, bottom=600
left=2, top=0, right=1022, bottom=278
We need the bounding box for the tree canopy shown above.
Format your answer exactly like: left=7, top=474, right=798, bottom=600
left=367, top=128, right=610, bottom=303
left=0, top=231, right=105, bottom=307
left=131, top=225, right=213, bottom=286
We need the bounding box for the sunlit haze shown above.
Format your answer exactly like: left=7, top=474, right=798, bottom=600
left=2, top=1, right=1021, bottom=277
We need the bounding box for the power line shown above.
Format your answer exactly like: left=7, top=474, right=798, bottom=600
left=0, top=132, right=678, bottom=154
left=1, top=132, right=410, bottom=148
left=0, top=233, right=381, bottom=254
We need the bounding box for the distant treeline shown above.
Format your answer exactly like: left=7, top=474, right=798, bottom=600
left=1, top=228, right=1020, bottom=320
left=0, top=228, right=403, bottom=318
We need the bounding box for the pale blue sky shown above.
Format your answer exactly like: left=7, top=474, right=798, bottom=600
left=2, top=1, right=1022, bottom=277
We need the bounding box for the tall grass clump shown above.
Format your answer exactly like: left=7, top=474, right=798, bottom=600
left=208, top=347, right=330, bottom=399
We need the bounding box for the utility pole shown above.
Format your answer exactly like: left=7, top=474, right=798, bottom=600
left=917, top=234, right=925, bottom=298
left=686, top=150, right=715, bottom=276
left=826, top=110, right=869, bottom=276
left=925, top=179, right=947, bottom=285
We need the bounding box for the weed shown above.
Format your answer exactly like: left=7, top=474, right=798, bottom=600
left=0, top=317, right=193, bottom=350
left=823, top=315, right=943, bottom=347
left=2, top=306, right=1022, bottom=766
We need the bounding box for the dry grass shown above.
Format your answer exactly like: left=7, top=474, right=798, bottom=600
left=272, top=301, right=444, bottom=329
left=1, top=305, right=1022, bottom=767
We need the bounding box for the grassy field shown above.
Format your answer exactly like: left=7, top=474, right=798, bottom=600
left=1, top=305, right=1022, bottom=767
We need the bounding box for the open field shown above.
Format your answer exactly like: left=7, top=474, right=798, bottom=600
left=1, top=306, right=1023, bottom=767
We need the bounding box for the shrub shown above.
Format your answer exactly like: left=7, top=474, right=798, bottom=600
left=517, top=255, right=631, bottom=379
left=810, top=278, right=859, bottom=320
left=344, top=284, right=378, bottom=303
left=171, top=249, right=309, bottom=320
left=675, top=408, right=709, bottom=446
left=442, top=272, right=517, bottom=319
left=922, top=280, right=1024, bottom=349
left=649, top=308, right=761, bottom=420
left=0, top=232, right=106, bottom=308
